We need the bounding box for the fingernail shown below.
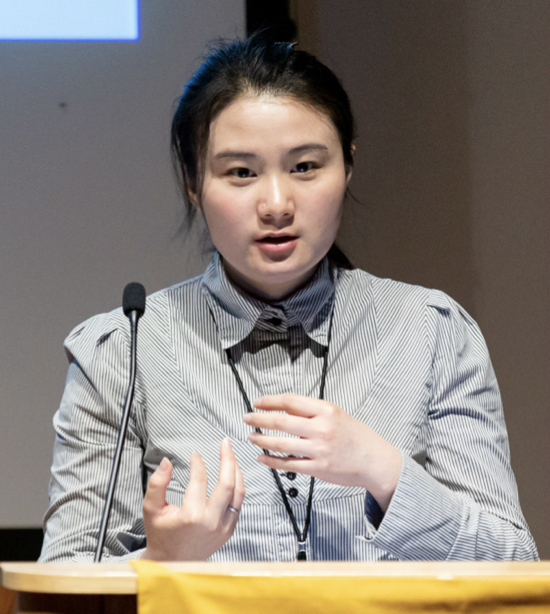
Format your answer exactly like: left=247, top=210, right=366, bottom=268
left=243, top=414, right=251, bottom=423
left=248, top=432, right=258, bottom=440
left=158, top=457, right=169, bottom=472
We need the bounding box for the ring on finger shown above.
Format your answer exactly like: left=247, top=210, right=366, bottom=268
left=228, top=506, right=240, bottom=513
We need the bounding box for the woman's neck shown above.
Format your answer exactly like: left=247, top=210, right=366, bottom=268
left=221, top=258, right=322, bottom=303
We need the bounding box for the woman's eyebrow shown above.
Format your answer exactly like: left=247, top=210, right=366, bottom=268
left=288, top=143, right=329, bottom=155
left=214, top=144, right=329, bottom=160
left=214, top=150, right=257, bottom=160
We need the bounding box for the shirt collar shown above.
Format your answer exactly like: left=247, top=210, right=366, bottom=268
left=201, top=252, right=336, bottom=349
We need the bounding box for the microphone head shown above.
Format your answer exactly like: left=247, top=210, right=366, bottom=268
left=122, top=282, right=146, bottom=317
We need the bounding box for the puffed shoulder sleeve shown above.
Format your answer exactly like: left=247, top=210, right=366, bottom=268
left=365, top=290, right=538, bottom=560
left=40, top=312, right=147, bottom=562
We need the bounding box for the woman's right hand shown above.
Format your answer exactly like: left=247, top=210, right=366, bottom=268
left=142, top=438, right=245, bottom=561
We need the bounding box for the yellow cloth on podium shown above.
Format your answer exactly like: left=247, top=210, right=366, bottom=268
left=132, top=560, right=550, bottom=614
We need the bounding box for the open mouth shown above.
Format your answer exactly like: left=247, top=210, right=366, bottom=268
left=258, top=235, right=297, bottom=244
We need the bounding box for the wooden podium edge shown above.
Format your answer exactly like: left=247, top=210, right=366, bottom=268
left=0, top=563, right=136, bottom=595
left=2, top=561, right=550, bottom=595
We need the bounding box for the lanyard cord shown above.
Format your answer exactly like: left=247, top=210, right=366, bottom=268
left=225, top=306, right=334, bottom=561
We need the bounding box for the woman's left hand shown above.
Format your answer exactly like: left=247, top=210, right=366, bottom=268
left=243, top=394, right=402, bottom=512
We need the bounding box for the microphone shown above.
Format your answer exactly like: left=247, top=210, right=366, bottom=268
left=94, top=283, right=146, bottom=562
left=123, top=282, right=146, bottom=318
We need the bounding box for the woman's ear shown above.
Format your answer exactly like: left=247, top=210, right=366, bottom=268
left=184, top=169, right=200, bottom=211
left=345, top=144, right=356, bottom=184
left=188, top=188, right=200, bottom=211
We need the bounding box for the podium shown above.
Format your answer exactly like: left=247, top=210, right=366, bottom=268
left=0, top=562, right=136, bottom=614
left=2, top=561, right=550, bottom=614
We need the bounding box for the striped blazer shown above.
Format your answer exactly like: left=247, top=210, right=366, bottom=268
left=40, top=253, right=538, bottom=561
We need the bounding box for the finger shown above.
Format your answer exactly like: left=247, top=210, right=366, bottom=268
left=243, top=412, right=310, bottom=437
left=143, top=457, right=172, bottom=517
left=224, top=458, right=246, bottom=527
left=253, top=394, right=329, bottom=417
left=182, top=452, right=208, bottom=512
left=232, top=458, right=245, bottom=509
left=248, top=431, right=310, bottom=457
left=208, top=439, right=237, bottom=517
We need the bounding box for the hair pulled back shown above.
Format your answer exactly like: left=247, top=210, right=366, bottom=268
left=171, top=35, right=355, bottom=268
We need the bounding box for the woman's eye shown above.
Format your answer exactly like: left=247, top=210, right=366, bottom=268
left=230, top=167, right=255, bottom=179
left=292, top=161, right=316, bottom=173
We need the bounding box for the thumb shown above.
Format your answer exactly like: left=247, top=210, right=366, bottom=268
left=143, top=457, right=172, bottom=517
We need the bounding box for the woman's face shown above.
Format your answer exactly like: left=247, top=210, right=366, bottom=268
left=193, top=95, right=351, bottom=300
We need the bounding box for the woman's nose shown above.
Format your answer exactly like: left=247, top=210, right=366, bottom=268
left=258, top=175, right=294, bottom=222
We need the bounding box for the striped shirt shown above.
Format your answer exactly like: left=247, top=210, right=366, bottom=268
left=40, top=253, right=538, bottom=562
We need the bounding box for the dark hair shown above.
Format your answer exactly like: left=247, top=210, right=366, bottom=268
left=171, top=36, right=355, bottom=268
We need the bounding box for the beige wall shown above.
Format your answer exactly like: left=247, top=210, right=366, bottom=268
left=292, top=0, right=550, bottom=557
left=0, top=0, right=244, bottom=527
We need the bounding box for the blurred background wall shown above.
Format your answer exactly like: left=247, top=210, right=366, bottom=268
left=0, top=0, right=244, bottom=558
left=291, top=0, right=550, bottom=556
left=1, top=0, right=548, bottom=558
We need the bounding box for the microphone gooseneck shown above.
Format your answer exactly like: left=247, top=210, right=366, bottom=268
left=94, top=282, right=146, bottom=563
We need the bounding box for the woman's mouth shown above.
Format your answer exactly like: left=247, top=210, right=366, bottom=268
left=256, top=235, right=299, bottom=253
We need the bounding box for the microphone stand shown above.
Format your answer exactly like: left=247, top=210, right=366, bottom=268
left=94, top=299, right=143, bottom=562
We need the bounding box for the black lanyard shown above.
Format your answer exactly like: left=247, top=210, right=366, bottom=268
left=225, top=307, right=334, bottom=561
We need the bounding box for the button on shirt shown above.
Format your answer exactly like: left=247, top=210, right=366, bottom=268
left=40, top=253, right=538, bottom=562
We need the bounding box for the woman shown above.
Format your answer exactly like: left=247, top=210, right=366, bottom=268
left=40, top=37, right=537, bottom=562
